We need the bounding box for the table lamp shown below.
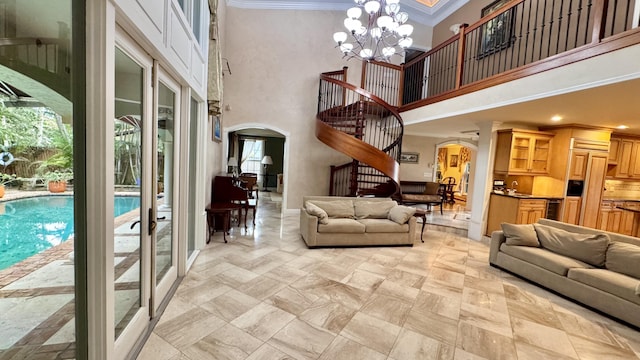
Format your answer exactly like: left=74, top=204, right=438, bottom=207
left=228, top=157, right=238, bottom=176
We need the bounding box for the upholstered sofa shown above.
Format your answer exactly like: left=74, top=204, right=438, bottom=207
left=300, top=196, right=417, bottom=248
left=490, top=218, right=640, bottom=328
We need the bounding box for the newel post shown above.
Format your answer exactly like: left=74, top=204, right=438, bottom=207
left=591, top=0, right=609, bottom=43
left=455, top=23, right=468, bottom=89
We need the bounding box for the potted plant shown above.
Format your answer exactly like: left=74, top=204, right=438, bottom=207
left=0, top=173, right=18, bottom=198
left=41, top=170, right=73, bottom=193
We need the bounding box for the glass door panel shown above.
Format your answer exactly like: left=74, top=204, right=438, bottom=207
left=155, top=82, right=174, bottom=284
left=113, top=47, right=145, bottom=340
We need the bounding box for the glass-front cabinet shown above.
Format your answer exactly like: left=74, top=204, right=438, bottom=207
left=494, top=129, right=553, bottom=175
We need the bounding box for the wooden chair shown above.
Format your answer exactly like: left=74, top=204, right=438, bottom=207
left=239, top=173, right=259, bottom=200
left=440, top=176, right=457, bottom=204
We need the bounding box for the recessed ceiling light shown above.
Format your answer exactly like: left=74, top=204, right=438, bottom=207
left=551, top=115, right=562, bottom=122
left=617, top=125, right=629, bottom=129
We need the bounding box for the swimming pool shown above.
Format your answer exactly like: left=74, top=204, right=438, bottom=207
left=0, top=195, right=140, bottom=270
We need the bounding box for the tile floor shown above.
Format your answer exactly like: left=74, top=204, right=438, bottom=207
left=137, top=194, right=640, bottom=360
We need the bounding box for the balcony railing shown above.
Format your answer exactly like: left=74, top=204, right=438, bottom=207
left=362, top=0, right=640, bottom=111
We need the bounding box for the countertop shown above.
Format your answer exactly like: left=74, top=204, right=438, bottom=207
left=491, top=192, right=563, bottom=200
left=602, top=198, right=640, bottom=202
left=615, top=206, right=640, bottom=213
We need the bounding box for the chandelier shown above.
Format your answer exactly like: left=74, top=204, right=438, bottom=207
left=333, top=0, right=414, bottom=62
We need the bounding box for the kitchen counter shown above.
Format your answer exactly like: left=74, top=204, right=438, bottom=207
left=602, top=198, right=640, bottom=202
left=491, top=192, right=563, bottom=200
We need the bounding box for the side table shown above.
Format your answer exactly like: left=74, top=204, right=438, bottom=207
left=205, top=202, right=243, bottom=243
left=413, top=208, right=427, bottom=242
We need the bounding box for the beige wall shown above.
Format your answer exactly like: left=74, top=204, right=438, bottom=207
left=432, top=0, right=494, bottom=45
left=220, top=8, right=432, bottom=209
left=399, top=135, right=439, bottom=181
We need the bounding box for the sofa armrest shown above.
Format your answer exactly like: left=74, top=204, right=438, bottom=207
left=489, top=230, right=506, bottom=264
left=299, top=208, right=318, bottom=247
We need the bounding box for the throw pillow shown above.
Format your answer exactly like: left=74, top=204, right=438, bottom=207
left=501, top=223, right=540, bottom=247
left=606, top=242, right=640, bottom=279
left=388, top=205, right=416, bottom=224
left=354, top=200, right=397, bottom=219
left=305, top=201, right=329, bottom=224
left=533, top=224, right=610, bottom=267
left=308, top=200, right=355, bottom=218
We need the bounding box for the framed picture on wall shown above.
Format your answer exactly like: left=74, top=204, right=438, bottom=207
left=478, top=0, right=515, bottom=58
left=212, top=114, right=222, bottom=142
left=450, top=154, right=458, bottom=167
left=400, top=152, right=420, bottom=163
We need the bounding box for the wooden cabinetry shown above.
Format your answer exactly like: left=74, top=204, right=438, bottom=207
left=568, top=151, right=588, bottom=180
left=610, top=136, right=640, bottom=179
left=608, top=138, right=619, bottom=164
left=563, top=196, right=582, bottom=225
left=597, top=201, right=623, bottom=233
left=494, top=130, right=553, bottom=175
left=620, top=202, right=640, bottom=236
left=486, top=194, right=548, bottom=234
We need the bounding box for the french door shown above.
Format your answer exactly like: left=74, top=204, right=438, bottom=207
left=113, top=33, right=179, bottom=358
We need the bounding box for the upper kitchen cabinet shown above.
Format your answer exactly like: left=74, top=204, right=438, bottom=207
left=494, top=129, right=554, bottom=175
left=609, top=135, right=640, bottom=179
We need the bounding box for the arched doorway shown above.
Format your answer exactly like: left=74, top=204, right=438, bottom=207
left=223, top=123, right=289, bottom=213
left=434, top=140, right=478, bottom=209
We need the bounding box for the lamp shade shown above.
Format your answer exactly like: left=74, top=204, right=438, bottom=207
left=228, top=157, right=238, bottom=167
left=261, top=155, right=273, bottom=165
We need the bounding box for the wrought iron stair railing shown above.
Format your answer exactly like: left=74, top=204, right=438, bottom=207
left=318, top=68, right=403, bottom=197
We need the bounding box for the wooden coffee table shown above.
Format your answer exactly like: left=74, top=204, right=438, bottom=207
left=413, top=208, right=427, bottom=242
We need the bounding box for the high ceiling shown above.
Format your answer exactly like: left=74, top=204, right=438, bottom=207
left=226, top=0, right=469, bottom=26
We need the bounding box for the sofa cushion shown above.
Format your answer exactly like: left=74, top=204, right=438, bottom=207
left=500, top=243, right=592, bottom=276
left=501, top=223, right=539, bottom=247
left=606, top=242, right=640, bottom=279
left=317, top=218, right=365, bottom=233
left=305, top=202, right=329, bottom=224
left=354, top=200, right=397, bottom=219
left=309, top=200, right=355, bottom=219
left=388, top=205, right=416, bottom=224
left=358, top=218, right=409, bottom=233
left=567, top=268, right=640, bottom=306
left=533, top=223, right=609, bottom=267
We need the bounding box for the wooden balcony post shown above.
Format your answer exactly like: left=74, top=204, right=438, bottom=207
left=329, top=165, right=336, bottom=196
left=591, top=0, right=609, bottom=43
left=398, top=65, right=405, bottom=106
left=342, top=66, right=348, bottom=106
left=455, top=23, right=468, bottom=89
left=361, top=60, right=368, bottom=89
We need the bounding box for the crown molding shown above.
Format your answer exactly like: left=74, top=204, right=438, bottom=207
left=225, top=0, right=468, bottom=26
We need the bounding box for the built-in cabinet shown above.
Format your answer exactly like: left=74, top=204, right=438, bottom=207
left=608, top=136, right=640, bottom=179
left=620, top=202, right=640, bottom=235
left=486, top=194, right=549, bottom=234
left=494, top=130, right=553, bottom=175
left=598, top=200, right=640, bottom=235
left=563, top=196, right=582, bottom=224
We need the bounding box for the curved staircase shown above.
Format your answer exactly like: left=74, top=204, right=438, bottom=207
left=317, top=67, right=403, bottom=197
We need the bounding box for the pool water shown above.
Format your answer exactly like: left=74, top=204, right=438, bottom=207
left=0, top=195, right=140, bottom=270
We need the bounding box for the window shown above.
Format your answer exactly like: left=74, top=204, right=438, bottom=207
left=240, top=139, right=264, bottom=175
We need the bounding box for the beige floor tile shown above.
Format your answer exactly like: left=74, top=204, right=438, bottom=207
left=463, top=275, right=504, bottom=295
left=360, top=293, right=412, bottom=326
left=319, top=335, right=386, bottom=360
left=339, top=269, right=385, bottom=293
left=506, top=298, right=563, bottom=330
left=412, top=290, right=461, bottom=320
left=511, top=317, right=579, bottom=359
left=199, top=289, right=261, bottom=322
left=340, top=312, right=401, bottom=355
left=266, top=286, right=320, bottom=316
left=181, top=323, right=263, bottom=360
left=156, top=296, right=200, bottom=327
left=386, top=268, right=426, bottom=288
left=136, top=333, right=180, bottom=360
left=237, top=275, right=288, bottom=300
left=428, top=267, right=466, bottom=289
left=356, top=261, right=395, bottom=276
left=231, top=302, right=295, bottom=341
left=246, top=343, right=295, bottom=360
left=311, top=263, right=354, bottom=282
left=298, top=297, right=357, bottom=334
left=569, top=334, right=639, bottom=360
left=389, top=328, right=454, bottom=360
left=461, top=287, right=508, bottom=313
left=405, top=307, right=459, bottom=346
left=175, top=280, right=232, bottom=306
left=459, top=302, right=513, bottom=338
left=263, top=264, right=308, bottom=284
left=453, top=347, right=489, bottom=360
left=375, top=279, right=420, bottom=302
left=456, top=322, right=517, bottom=360
left=515, top=342, right=582, bottom=360
left=215, top=265, right=261, bottom=288
left=155, top=307, right=226, bottom=349
left=268, top=319, right=335, bottom=360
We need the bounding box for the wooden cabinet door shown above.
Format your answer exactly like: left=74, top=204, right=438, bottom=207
left=510, top=134, right=532, bottom=173
left=582, top=153, right=608, bottom=229
left=528, top=207, right=546, bottom=224
left=597, top=203, right=612, bottom=230
left=630, top=141, right=640, bottom=178
left=563, top=197, right=581, bottom=225
left=608, top=138, right=620, bottom=163
left=607, top=208, right=622, bottom=233
left=529, top=136, right=552, bottom=174
left=569, top=151, right=588, bottom=180
left=516, top=208, right=530, bottom=224
left=615, top=140, right=634, bottom=178
left=620, top=202, right=640, bottom=235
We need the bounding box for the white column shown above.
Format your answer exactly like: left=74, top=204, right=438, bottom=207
left=468, top=121, right=500, bottom=241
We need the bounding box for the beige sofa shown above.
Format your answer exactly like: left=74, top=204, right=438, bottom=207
left=300, top=196, right=417, bottom=248
left=490, top=218, right=640, bottom=328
